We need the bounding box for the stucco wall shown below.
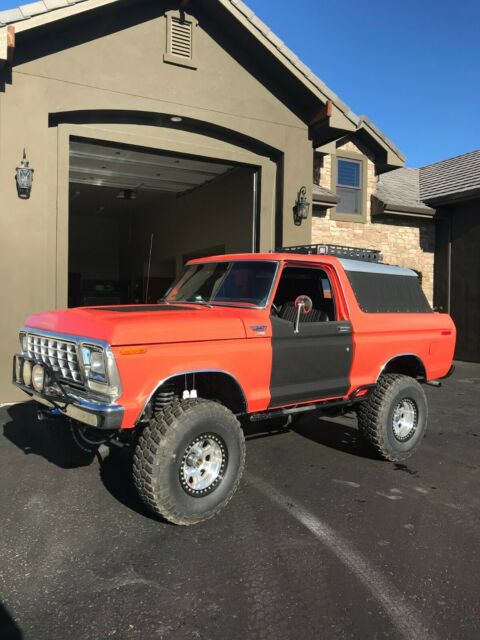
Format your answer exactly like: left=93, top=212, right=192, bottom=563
left=312, top=139, right=435, bottom=304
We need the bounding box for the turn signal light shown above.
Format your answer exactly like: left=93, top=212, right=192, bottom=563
left=119, top=347, right=148, bottom=356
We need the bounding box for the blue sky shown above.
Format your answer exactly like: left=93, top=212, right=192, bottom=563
left=1, top=0, right=479, bottom=166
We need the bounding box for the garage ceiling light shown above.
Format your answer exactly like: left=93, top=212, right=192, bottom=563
left=117, top=189, right=137, bottom=200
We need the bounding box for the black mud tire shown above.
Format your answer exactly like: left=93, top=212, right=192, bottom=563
left=133, top=399, right=246, bottom=526
left=357, top=374, right=428, bottom=462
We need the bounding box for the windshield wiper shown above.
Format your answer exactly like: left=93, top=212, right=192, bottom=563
left=176, top=298, right=214, bottom=309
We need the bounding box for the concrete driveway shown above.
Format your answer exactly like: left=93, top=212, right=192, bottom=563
left=1, top=361, right=479, bottom=639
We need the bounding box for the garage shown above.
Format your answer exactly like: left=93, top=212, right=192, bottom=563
left=68, top=138, right=257, bottom=307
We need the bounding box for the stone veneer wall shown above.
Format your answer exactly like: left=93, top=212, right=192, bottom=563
left=312, top=140, right=435, bottom=304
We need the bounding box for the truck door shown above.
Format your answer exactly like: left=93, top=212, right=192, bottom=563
left=269, top=264, right=353, bottom=408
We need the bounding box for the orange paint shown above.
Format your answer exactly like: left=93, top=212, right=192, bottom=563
left=23, top=253, right=456, bottom=429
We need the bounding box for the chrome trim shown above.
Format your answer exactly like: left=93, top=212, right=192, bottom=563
left=20, top=326, right=122, bottom=401
left=66, top=392, right=124, bottom=414
left=20, top=326, right=110, bottom=350
left=14, top=376, right=124, bottom=429
left=137, top=369, right=248, bottom=424
left=376, top=353, right=426, bottom=383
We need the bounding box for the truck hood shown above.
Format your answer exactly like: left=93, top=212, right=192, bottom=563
left=23, top=304, right=249, bottom=345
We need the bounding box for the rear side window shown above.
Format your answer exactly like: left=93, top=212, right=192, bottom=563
left=345, top=268, right=432, bottom=313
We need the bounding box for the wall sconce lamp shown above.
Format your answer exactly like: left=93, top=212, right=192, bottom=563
left=15, top=149, right=34, bottom=199
left=294, top=186, right=310, bottom=225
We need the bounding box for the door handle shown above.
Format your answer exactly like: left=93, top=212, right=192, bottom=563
left=337, top=325, right=351, bottom=333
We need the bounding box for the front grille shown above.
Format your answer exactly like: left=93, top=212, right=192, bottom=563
left=26, top=333, right=84, bottom=388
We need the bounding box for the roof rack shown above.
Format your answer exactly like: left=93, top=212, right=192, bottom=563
left=276, top=243, right=382, bottom=263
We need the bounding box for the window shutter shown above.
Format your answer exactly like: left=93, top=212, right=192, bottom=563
left=170, top=18, right=192, bottom=60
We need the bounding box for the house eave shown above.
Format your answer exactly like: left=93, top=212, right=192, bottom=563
left=372, top=196, right=436, bottom=219
left=312, top=200, right=337, bottom=209
left=423, top=186, right=480, bottom=207
left=355, top=120, right=405, bottom=173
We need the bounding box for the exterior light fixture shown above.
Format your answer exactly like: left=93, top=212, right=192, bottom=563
left=294, top=186, right=310, bottom=225
left=15, top=149, right=34, bottom=199
left=170, top=116, right=183, bottom=123
left=117, top=189, right=137, bottom=200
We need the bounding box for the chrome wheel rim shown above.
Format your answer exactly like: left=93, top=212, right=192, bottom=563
left=392, top=398, right=418, bottom=442
left=179, top=433, right=227, bottom=497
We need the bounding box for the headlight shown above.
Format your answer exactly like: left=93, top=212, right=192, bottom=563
left=90, top=351, right=106, bottom=377
left=80, top=342, right=121, bottom=400
left=32, top=364, right=45, bottom=392
left=81, top=345, right=107, bottom=383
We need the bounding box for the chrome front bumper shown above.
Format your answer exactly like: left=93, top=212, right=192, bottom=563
left=12, top=355, right=124, bottom=430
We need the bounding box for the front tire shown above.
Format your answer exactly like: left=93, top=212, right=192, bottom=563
left=133, top=399, right=246, bottom=525
left=357, top=374, right=428, bottom=462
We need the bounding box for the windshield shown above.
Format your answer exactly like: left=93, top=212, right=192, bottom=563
left=165, top=261, right=278, bottom=307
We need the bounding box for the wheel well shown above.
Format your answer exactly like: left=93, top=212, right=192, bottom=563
left=381, top=355, right=426, bottom=381
left=149, top=372, right=247, bottom=416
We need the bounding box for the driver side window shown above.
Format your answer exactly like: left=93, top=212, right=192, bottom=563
left=272, top=266, right=336, bottom=323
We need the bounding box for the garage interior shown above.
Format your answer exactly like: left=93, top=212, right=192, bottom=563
left=68, top=138, right=257, bottom=307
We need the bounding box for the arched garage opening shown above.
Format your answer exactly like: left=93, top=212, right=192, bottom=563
left=67, top=136, right=260, bottom=307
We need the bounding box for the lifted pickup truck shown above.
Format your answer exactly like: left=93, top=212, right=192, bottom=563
left=13, top=250, right=455, bottom=525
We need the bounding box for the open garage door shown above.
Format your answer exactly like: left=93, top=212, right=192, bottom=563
left=68, top=138, right=258, bottom=307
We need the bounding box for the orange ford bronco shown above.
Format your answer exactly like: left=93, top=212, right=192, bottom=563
left=13, top=246, right=456, bottom=525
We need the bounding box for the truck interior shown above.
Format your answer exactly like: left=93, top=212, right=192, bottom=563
left=272, top=266, right=336, bottom=322
left=67, top=137, right=256, bottom=307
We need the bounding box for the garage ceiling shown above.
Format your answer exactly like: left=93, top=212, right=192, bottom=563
left=69, top=140, right=235, bottom=195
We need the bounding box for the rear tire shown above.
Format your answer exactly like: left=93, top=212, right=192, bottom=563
left=133, top=399, right=245, bottom=525
left=357, top=374, right=427, bottom=462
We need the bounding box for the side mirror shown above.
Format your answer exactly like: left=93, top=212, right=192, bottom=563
left=294, top=295, right=313, bottom=334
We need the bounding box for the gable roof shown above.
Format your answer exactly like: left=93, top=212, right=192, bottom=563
left=373, top=150, right=480, bottom=217
left=0, top=0, right=404, bottom=168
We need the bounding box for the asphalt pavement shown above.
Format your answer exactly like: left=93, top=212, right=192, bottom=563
left=1, top=361, right=479, bottom=640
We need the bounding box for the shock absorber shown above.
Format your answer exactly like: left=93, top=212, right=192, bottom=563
left=153, top=381, right=177, bottom=413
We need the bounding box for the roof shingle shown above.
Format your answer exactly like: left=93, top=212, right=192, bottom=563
left=374, top=150, right=480, bottom=215
left=420, top=150, right=480, bottom=203
left=374, top=168, right=435, bottom=216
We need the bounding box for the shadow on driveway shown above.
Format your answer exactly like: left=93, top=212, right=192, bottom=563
left=293, top=411, right=381, bottom=461
left=3, top=402, right=95, bottom=469
left=0, top=602, right=22, bottom=640
left=3, top=402, right=172, bottom=524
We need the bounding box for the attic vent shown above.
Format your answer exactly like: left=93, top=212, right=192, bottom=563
left=170, top=18, right=192, bottom=60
